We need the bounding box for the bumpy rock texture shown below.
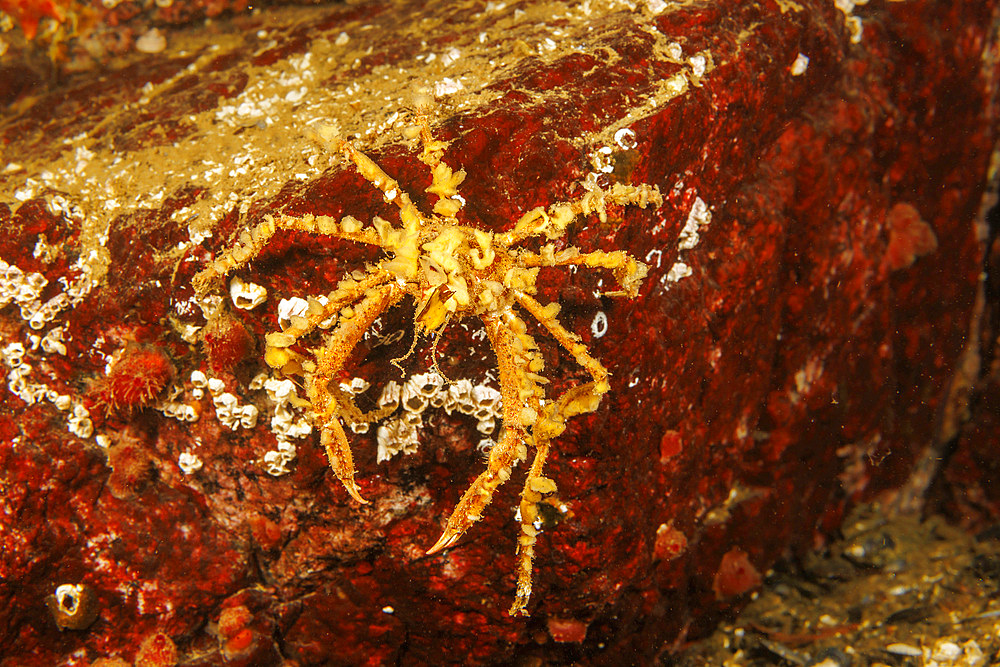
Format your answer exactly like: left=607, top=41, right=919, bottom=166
left=1, top=0, right=998, bottom=664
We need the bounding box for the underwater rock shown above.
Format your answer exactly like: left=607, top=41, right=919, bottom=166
left=0, top=0, right=997, bottom=663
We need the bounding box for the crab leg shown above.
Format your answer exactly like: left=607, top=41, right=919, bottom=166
left=503, top=290, right=628, bottom=613
left=513, top=290, right=611, bottom=396
left=193, top=212, right=386, bottom=297
left=517, top=247, right=649, bottom=298
left=426, top=306, right=541, bottom=555
left=496, top=182, right=662, bottom=248
left=263, top=266, right=393, bottom=372
left=309, top=282, right=405, bottom=503
left=509, top=439, right=552, bottom=616
left=508, top=381, right=603, bottom=615
left=412, top=101, right=451, bottom=168
left=339, top=141, right=429, bottom=227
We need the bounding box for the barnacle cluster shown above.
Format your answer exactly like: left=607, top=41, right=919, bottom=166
left=193, top=106, right=662, bottom=614
left=373, top=372, right=502, bottom=462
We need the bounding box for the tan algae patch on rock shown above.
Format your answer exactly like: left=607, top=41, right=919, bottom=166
left=1, top=0, right=708, bottom=254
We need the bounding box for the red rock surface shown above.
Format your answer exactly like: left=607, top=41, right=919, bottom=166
left=0, top=0, right=997, bottom=664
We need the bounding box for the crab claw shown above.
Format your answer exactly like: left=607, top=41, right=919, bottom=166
left=425, top=529, right=462, bottom=555
left=342, top=478, right=369, bottom=505
left=320, top=418, right=369, bottom=505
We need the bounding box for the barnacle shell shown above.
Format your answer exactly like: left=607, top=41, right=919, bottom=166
left=46, top=583, right=99, bottom=631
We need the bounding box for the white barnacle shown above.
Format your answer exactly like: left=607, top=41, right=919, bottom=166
left=678, top=197, right=712, bottom=250
left=400, top=382, right=428, bottom=413
left=614, top=128, right=638, bottom=150
left=378, top=381, right=402, bottom=410
left=135, top=28, right=166, bottom=54
left=846, top=15, right=863, bottom=43
left=376, top=417, right=420, bottom=462
left=340, top=377, right=371, bottom=395
left=248, top=372, right=268, bottom=390
left=471, top=384, right=501, bottom=414
left=591, top=311, right=608, bottom=338
left=207, top=377, right=226, bottom=396
left=443, top=378, right=473, bottom=415
left=230, top=276, right=268, bottom=310
left=688, top=54, right=707, bottom=79
left=178, top=451, right=203, bottom=475
left=264, top=377, right=297, bottom=404
left=240, top=404, right=259, bottom=428
left=277, top=296, right=309, bottom=329
left=666, top=261, right=692, bottom=283
left=2, top=342, right=25, bottom=365
left=263, top=448, right=295, bottom=476
left=68, top=411, right=93, bottom=439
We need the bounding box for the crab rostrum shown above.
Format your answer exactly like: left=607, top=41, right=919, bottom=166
left=193, top=106, right=662, bottom=614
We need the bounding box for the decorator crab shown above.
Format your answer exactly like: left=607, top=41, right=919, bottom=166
left=193, top=106, right=662, bottom=615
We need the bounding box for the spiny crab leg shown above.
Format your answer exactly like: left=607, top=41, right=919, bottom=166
left=512, top=290, right=610, bottom=395
left=263, top=265, right=392, bottom=373
left=510, top=438, right=552, bottom=615
left=426, top=306, right=541, bottom=555
left=495, top=182, right=662, bottom=249
left=309, top=282, right=406, bottom=503
left=509, top=380, right=604, bottom=615
left=518, top=247, right=649, bottom=299
left=320, top=416, right=367, bottom=504
left=339, top=140, right=425, bottom=222
left=337, top=110, right=464, bottom=224
left=501, top=291, right=623, bottom=614
left=330, top=385, right=398, bottom=431
left=192, top=211, right=387, bottom=297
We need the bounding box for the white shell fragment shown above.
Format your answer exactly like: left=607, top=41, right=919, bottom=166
left=791, top=53, right=810, bottom=76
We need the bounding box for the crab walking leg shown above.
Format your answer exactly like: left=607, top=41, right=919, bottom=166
left=496, top=183, right=662, bottom=248
left=508, top=381, right=604, bottom=615
left=280, top=266, right=390, bottom=340
left=320, top=266, right=393, bottom=319
left=413, top=104, right=449, bottom=167
left=319, top=417, right=367, bottom=504
left=331, top=384, right=399, bottom=430
left=192, top=211, right=385, bottom=296
left=339, top=141, right=428, bottom=224
left=513, top=290, right=611, bottom=395
left=309, top=282, right=406, bottom=503
left=426, top=307, right=541, bottom=555
left=517, top=247, right=649, bottom=298
left=509, top=439, right=552, bottom=616
left=264, top=266, right=393, bottom=371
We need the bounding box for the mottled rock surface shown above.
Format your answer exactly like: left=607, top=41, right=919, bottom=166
left=1, top=0, right=997, bottom=664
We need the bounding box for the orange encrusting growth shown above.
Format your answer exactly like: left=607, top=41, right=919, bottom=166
left=0, top=0, right=68, bottom=39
